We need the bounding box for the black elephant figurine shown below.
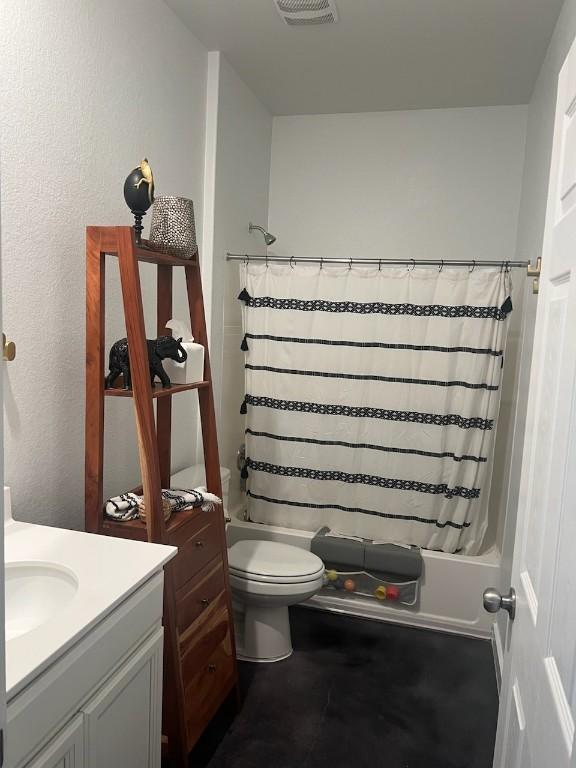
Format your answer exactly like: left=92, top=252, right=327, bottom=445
left=105, top=336, right=188, bottom=390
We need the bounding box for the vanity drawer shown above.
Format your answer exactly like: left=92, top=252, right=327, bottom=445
left=183, top=629, right=235, bottom=751
left=171, top=514, right=221, bottom=589
left=176, top=558, right=226, bottom=633
left=179, top=592, right=230, bottom=685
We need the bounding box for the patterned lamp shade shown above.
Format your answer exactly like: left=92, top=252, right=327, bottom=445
left=149, top=196, right=197, bottom=259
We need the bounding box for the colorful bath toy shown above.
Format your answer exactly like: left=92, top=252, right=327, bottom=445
left=387, top=585, right=400, bottom=601
left=326, top=570, right=338, bottom=582
left=344, top=579, right=356, bottom=592
left=374, top=585, right=387, bottom=600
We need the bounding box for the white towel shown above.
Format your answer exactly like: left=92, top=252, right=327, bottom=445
left=104, top=492, right=141, bottom=521
left=166, top=487, right=221, bottom=513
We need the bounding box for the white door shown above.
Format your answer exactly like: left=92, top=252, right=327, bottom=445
left=0, top=161, right=7, bottom=766
left=493, top=34, right=576, bottom=768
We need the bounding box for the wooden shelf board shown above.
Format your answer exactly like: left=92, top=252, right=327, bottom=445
left=102, top=504, right=205, bottom=541
left=101, top=241, right=197, bottom=267
left=105, top=381, right=209, bottom=399
left=136, top=241, right=198, bottom=267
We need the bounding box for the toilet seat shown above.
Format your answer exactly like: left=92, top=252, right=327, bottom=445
left=228, top=540, right=324, bottom=584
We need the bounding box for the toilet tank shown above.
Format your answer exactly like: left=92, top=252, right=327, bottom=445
left=170, top=464, right=231, bottom=518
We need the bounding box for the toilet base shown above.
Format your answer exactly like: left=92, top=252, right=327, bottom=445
left=237, top=604, right=293, bottom=663
left=236, top=648, right=293, bottom=663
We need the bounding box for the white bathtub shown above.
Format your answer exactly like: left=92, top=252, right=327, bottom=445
left=226, top=518, right=500, bottom=639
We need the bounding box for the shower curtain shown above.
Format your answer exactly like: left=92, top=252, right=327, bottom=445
left=238, top=262, right=512, bottom=555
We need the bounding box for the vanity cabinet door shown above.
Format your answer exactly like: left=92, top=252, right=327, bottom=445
left=82, top=628, right=163, bottom=768
left=24, top=715, right=84, bottom=768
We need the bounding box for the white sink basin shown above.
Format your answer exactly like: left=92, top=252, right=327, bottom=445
left=5, top=562, right=79, bottom=642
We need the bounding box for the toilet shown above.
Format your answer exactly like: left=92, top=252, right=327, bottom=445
left=228, top=540, right=325, bottom=662
left=171, top=464, right=231, bottom=518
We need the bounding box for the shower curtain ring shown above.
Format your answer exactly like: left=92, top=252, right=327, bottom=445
left=469, top=260, right=476, bottom=273
left=265, top=252, right=269, bottom=268
left=378, top=259, right=382, bottom=271
left=438, top=260, right=444, bottom=273
left=290, top=256, right=295, bottom=269
left=349, top=258, right=353, bottom=271
left=505, top=261, right=511, bottom=273
left=320, top=257, right=324, bottom=270
left=408, top=259, right=416, bottom=272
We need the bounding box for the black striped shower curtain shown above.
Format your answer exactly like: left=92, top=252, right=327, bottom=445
left=238, top=263, right=512, bottom=554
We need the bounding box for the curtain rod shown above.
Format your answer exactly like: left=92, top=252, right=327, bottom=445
left=226, top=253, right=530, bottom=269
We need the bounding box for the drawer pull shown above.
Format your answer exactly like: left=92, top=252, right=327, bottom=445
left=201, top=598, right=210, bottom=607
left=207, top=664, right=217, bottom=673
left=195, top=540, right=205, bottom=548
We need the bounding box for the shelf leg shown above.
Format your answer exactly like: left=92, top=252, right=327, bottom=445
left=162, top=568, right=189, bottom=768
left=157, top=264, right=173, bottom=490
left=85, top=228, right=106, bottom=534
left=185, top=261, right=241, bottom=705
left=116, top=226, right=165, bottom=544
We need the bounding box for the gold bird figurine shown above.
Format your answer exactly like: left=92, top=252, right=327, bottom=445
left=134, top=158, right=155, bottom=204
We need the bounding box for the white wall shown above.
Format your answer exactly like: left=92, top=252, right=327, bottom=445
left=269, top=107, right=527, bottom=263
left=203, top=53, right=272, bottom=512
left=496, top=0, right=576, bottom=655
left=0, top=0, right=208, bottom=528
left=267, top=106, right=528, bottom=549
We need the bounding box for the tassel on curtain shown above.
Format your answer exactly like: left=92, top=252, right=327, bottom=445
left=238, top=288, right=251, bottom=304
left=239, top=262, right=513, bottom=555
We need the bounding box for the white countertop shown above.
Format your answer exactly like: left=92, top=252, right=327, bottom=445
left=5, top=518, right=176, bottom=700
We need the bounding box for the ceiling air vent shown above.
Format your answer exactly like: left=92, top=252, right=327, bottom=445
left=274, top=0, right=339, bottom=26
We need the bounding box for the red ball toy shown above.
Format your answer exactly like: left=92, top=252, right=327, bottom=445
left=386, top=585, right=401, bottom=601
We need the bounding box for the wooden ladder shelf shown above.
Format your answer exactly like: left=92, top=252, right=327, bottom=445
left=84, top=226, right=238, bottom=767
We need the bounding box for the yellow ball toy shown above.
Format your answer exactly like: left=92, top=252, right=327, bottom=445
left=326, top=570, right=338, bottom=582
left=374, top=585, right=387, bottom=601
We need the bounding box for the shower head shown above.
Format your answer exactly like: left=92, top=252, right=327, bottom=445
left=249, top=222, right=276, bottom=246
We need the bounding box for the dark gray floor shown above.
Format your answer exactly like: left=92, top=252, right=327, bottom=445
left=189, top=606, right=499, bottom=768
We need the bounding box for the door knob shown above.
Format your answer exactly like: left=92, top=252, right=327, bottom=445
left=483, top=587, right=516, bottom=620
left=3, top=334, right=16, bottom=362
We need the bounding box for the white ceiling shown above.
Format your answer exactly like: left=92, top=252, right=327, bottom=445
left=165, top=0, right=563, bottom=116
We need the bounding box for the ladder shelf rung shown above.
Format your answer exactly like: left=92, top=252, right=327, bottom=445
left=105, top=381, right=210, bottom=398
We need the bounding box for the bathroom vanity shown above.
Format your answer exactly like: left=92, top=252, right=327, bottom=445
left=4, top=498, right=175, bottom=768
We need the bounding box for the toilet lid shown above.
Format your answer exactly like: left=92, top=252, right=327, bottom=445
left=228, top=540, right=324, bottom=584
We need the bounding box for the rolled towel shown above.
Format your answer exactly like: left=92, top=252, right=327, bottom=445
left=105, top=492, right=140, bottom=521
left=164, top=487, right=221, bottom=513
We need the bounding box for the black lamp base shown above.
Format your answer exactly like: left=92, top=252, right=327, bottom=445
left=131, top=210, right=146, bottom=245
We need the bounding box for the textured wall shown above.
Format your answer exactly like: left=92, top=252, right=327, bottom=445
left=204, top=54, right=272, bottom=513
left=269, top=107, right=527, bottom=264
left=0, top=0, right=208, bottom=528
